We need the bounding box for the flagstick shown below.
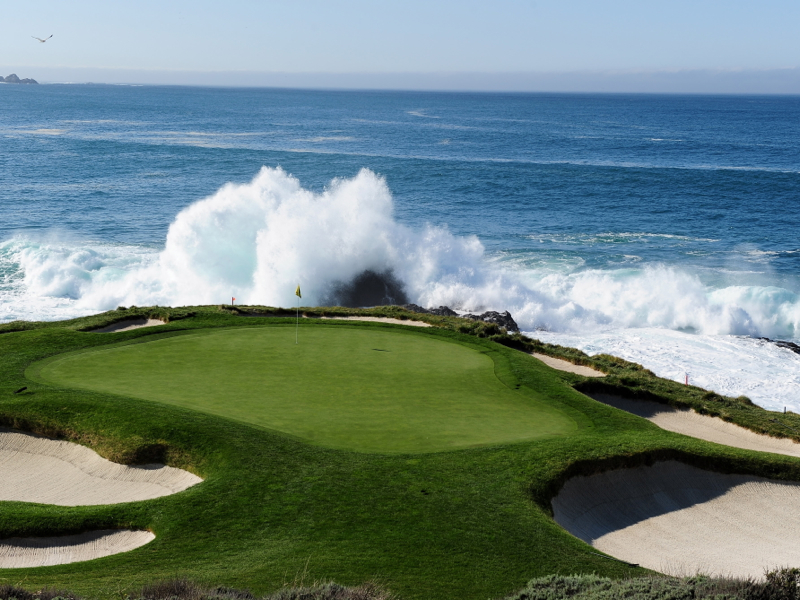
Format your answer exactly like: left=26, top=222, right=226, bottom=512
left=296, top=295, right=299, bottom=345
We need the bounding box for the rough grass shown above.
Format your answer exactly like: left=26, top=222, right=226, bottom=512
left=2, top=306, right=800, bottom=600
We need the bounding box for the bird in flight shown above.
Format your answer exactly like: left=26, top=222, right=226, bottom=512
left=32, top=35, right=53, bottom=43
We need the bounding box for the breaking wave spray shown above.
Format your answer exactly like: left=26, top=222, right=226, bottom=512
left=4, top=167, right=800, bottom=408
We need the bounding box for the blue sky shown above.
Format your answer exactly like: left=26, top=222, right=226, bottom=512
left=3, top=0, right=799, bottom=91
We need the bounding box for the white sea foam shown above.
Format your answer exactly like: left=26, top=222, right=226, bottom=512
left=3, top=167, right=800, bottom=409
left=532, top=329, right=800, bottom=412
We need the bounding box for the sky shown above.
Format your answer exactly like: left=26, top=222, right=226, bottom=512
left=2, top=0, right=799, bottom=92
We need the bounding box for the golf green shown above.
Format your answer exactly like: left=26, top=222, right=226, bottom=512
left=31, top=326, right=577, bottom=452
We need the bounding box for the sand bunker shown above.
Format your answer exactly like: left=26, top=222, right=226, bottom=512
left=0, top=529, right=154, bottom=568
left=0, top=428, right=202, bottom=506
left=553, top=460, right=800, bottom=578
left=90, top=318, right=166, bottom=333
left=592, top=394, right=800, bottom=458
left=319, top=316, right=431, bottom=327
left=532, top=353, right=605, bottom=377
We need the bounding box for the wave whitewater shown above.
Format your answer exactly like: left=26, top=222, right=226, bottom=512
left=3, top=167, right=800, bottom=410
left=3, top=167, right=799, bottom=338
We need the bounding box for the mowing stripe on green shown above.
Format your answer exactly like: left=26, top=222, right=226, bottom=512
left=32, top=326, right=577, bottom=453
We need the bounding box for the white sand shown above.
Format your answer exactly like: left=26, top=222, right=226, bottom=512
left=591, top=393, right=800, bottom=457
left=0, top=530, right=155, bottom=568
left=0, top=428, right=202, bottom=506
left=553, top=460, right=800, bottom=578
left=319, top=316, right=432, bottom=327
left=532, top=353, right=605, bottom=377
left=90, top=318, right=166, bottom=333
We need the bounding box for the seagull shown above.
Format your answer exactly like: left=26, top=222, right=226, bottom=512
left=32, top=35, right=53, bottom=43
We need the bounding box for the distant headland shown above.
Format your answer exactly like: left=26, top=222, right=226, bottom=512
left=0, top=74, right=38, bottom=84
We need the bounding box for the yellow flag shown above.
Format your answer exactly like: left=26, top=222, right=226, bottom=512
left=295, top=285, right=301, bottom=299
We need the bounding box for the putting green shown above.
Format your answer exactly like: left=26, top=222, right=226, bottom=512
left=31, top=326, right=577, bottom=453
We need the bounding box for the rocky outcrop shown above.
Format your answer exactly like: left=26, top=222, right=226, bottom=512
left=461, top=310, right=519, bottom=333
left=401, top=304, right=519, bottom=332
left=401, top=304, right=458, bottom=317
left=324, top=270, right=408, bottom=308
left=1, top=74, right=38, bottom=84
left=759, top=337, right=800, bottom=355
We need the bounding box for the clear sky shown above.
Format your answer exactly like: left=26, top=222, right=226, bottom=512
left=3, top=0, right=799, bottom=92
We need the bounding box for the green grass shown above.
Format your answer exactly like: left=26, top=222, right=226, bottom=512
left=30, top=327, right=577, bottom=453
left=1, top=306, right=800, bottom=600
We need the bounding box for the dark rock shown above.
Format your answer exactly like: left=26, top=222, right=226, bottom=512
left=401, top=304, right=518, bottom=330
left=429, top=306, right=459, bottom=316
left=461, top=310, right=519, bottom=333
left=399, top=303, right=519, bottom=331
left=777, top=341, right=800, bottom=355
left=401, top=304, right=430, bottom=314
left=400, top=304, right=459, bottom=317
left=760, top=337, right=800, bottom=355
left=323, top=269, right=408, bottom=308
left=2, top=74, right=38, bottom=84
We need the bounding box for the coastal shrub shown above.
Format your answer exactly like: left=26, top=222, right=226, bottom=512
left=265, top=582, right=392, bottom=600
left=137, top=580, right=389, bottom=600
left=503, top=570, right=800, bottom=600
left=751, top=568, right=800, bottom=600
left=139, top=578, right=238, bottom=600
left=0, top=587, right=80, bottom=600
left=5, top=573, right=800, bottom=600
left=503, top=573, right=751, bottom=600
left=0, top=585, right=33, bottom=600
left=0, top=579, right=391, bottom=600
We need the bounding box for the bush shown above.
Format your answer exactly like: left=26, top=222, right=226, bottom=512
left=502, top=571, right=800, bottom=600
left=0, top=586, right=80, bottom=600
left=136, top=579, right=390, bottom=600
left=265, top=582, right=392, bottom=600
left=751, top=568, right=800, bottom=600
left=140, top=578, right=252, bottom=600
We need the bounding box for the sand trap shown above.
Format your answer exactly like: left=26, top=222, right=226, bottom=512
left=0, top=530, right=155, bottom=568
left=319, top=316, right=431, bottom=327
left=553, top=460, right=800, bottom=578
left=591, top=394, right=800, bottom=458
left=532, top=353, right=605, bottom=377
left=0, top=428, right=202, bottom=506
left=90, top=318, right=166, bottom=333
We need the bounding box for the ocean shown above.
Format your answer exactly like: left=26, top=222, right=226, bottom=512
left=2, top=84, right=799, bottom=410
